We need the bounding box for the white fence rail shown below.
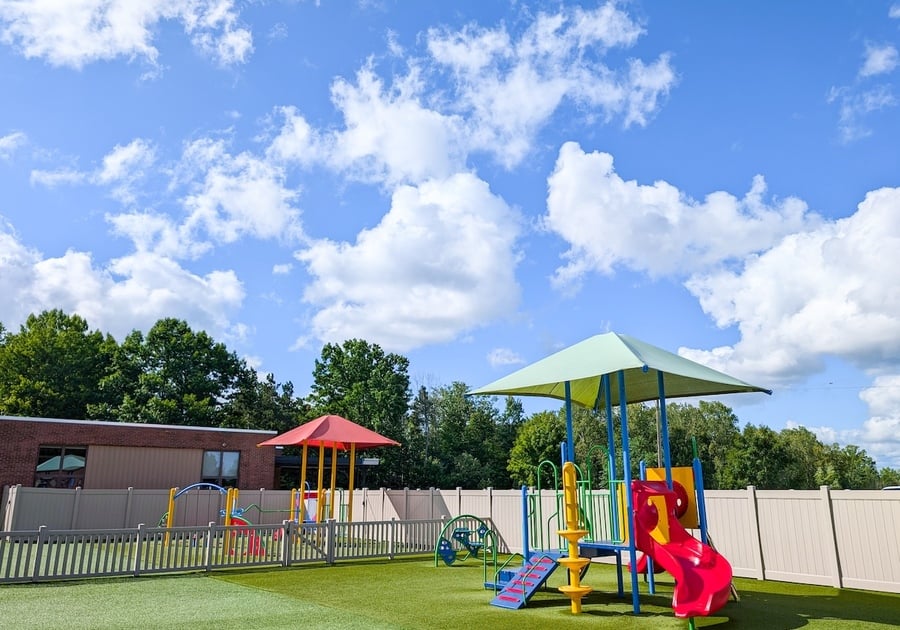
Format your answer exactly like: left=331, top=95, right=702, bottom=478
left=3, top=484, right=898, bottom=593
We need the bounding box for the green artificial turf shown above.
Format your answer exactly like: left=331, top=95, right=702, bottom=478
left=1, top=557, right=898, bottom=629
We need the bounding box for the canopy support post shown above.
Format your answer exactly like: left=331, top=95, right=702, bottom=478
left=657, top=371, right=673, bottom=489
left=619, top=370, right=641, bottom=615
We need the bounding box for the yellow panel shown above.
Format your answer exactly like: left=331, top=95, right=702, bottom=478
left=645, top=466, right=699, bottom=529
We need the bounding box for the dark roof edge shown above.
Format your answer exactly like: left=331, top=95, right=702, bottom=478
left=0, top=415, right=277, bottom=435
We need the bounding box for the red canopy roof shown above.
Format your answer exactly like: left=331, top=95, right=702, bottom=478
left=257, top=414, right=400, bottom=450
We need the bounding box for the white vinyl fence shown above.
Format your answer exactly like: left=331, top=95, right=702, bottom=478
left=2, top=484, right=898, bottom=593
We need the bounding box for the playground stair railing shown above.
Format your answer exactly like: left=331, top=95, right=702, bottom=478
left=490, top=550, right=563, bottom=610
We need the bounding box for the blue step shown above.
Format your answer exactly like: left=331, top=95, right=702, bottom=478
left=490, top=552, right=562, bottom=609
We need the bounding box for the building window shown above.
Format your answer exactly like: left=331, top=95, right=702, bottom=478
left=35, top=446, right=87, bottom=488
left=202, top=450, right=240, bottom=487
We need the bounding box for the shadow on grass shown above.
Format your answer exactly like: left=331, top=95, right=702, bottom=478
left=728, top=583, right=900, bottom=629
left=634, top=576, right=900, bottom=629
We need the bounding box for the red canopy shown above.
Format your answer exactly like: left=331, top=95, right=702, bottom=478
left=257, top=414, right=400, bottom=450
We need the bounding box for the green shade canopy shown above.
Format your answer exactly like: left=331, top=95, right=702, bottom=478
left=469, top=332, right=771, bottom=408
left=36, top=454, right=86, bottom=472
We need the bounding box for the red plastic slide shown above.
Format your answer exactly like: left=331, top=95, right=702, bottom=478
left=631, top=481, right=732, bottom=619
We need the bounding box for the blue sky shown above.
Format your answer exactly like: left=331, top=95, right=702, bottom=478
left=1, top=1, right=900, bottom=469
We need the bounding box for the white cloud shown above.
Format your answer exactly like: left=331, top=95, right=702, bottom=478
left=30, top=168, right=85, bottom=187
left=30, top=139, right=155, bottom=204
left=891, top=4, right=900, bottom=19
left=272, top=263, right=292, bottom=275
left=0, top=220, right=245, bottom=342
left=426, top=4, right=674, bottom=167
left=0, top=0, right=253, bottom=69
left=96, top=139, right=156, bottom=205
left=296, top=173, right=521, bottom=352
left=682, top=187, right=900, bottom=386
left=544, top=142, right=819, bottom=291
left=829, top=85, right=897, bottom=142
left=0, top=131, right=26, bottom=159
left=327, top=65, right=466, bottom=185
left=860, top=43, right=899, bottom=77
left=107, top=211, right=205, bottom=259
left=488, top=347, right=525, bottom=367
left=179, top=137, right=304, bottom=246
left=265, top=106, right=327, bottom=167
left=270, top=4, right=674, bottom=187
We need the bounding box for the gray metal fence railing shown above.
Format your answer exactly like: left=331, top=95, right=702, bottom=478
left=0, top=518, right=446, bottom=584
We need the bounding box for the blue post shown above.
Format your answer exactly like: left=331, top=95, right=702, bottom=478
left=604, top=374, right=624, bottom=596
left=564, top=380, right=574, bottom=463
left=657, top=371, right=673, bottom=489
left=521, top=485, right=530, bottom=563
left=619, top=370, right=641, bottom=614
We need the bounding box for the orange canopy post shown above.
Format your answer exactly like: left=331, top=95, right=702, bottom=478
left=258, top=414, right=400, bottom=523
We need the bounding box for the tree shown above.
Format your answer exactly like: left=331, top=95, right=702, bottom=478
left=308, top=339, right=410, bottom=487
left=0, top=310, right=113, bottom=419
left=220, top=372, right=308, bottom=433
left=879, top=467, right=900, bottom=488
left=719, top=424, right=794, bottom=489
left=508, top=411, right=566, bottom=488
left=778, top=426, right=826, bottom=489
left=93, top=319, right=248, bottom=426
left=816, top=443, right=879, bottom=489
left=402, top=386, right=442, bottom=488
left=665, top=402, right=741, bottom=489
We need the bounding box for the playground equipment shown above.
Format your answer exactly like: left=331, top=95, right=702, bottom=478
left=555, top=461, right=592, bottom=614
left=631, top=480, right=732, bottom=618
left=257, top=414, right=400, bottom=526
left=471, top=331, right=770, bottom=624
left=160, top=482, right=321, bottom=557
left=434, top=515, right=504, bottom=590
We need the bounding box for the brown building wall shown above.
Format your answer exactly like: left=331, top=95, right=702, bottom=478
left=0, top=416, right=277, bottom=490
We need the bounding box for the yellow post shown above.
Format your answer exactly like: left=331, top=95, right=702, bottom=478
left=164, top=487, right=177, bottom=546
left=329, top=444, right=338, bottom=520
left=557, top=461, right=592, bottom=614
left=299, top=441, right=309, bottom=522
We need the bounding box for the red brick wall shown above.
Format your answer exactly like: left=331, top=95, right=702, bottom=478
left=0, top=417, right=277, bottom=490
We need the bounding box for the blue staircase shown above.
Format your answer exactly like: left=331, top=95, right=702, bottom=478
left=490, top=551, right=562, bottom=609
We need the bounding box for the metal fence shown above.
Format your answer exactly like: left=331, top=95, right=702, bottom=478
left=0, top=517, right=445, bottom=584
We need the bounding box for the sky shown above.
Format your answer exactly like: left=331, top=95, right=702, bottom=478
left=1, top=1, right=900, bottom=470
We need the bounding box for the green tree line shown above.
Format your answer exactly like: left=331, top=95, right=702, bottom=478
left=1, top=310, right=898, bottom=490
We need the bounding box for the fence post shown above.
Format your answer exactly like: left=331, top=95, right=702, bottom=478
left=33, top=525, right=47, bottom=582
left=820, top=486, right=843, bottom=588
left=430, top=488, right=436, bottom=520
left=456, top=487, right=462, bottom=516
left=205, top=522, right=215, bottom=571
left=133, top=523, right=144, bottom=577
left=326, top=519, right=336, bottom=565
left=70, top=487, right=82, bottom=529
left=389, top=518, right=396, bottom=560
left=3, top=485, right=19, bottom=531
left=281, top=520, right=291, bottom=568
left=487, top=487, right=493, bottom=523
left=124, top=488, right=134, bottom=528
left=747, top=486, right=765, bottom=580
left=404, top=488, right=409, bottom=520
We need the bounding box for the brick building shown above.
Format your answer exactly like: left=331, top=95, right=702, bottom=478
left=0, top=415, right=278, bottom=490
